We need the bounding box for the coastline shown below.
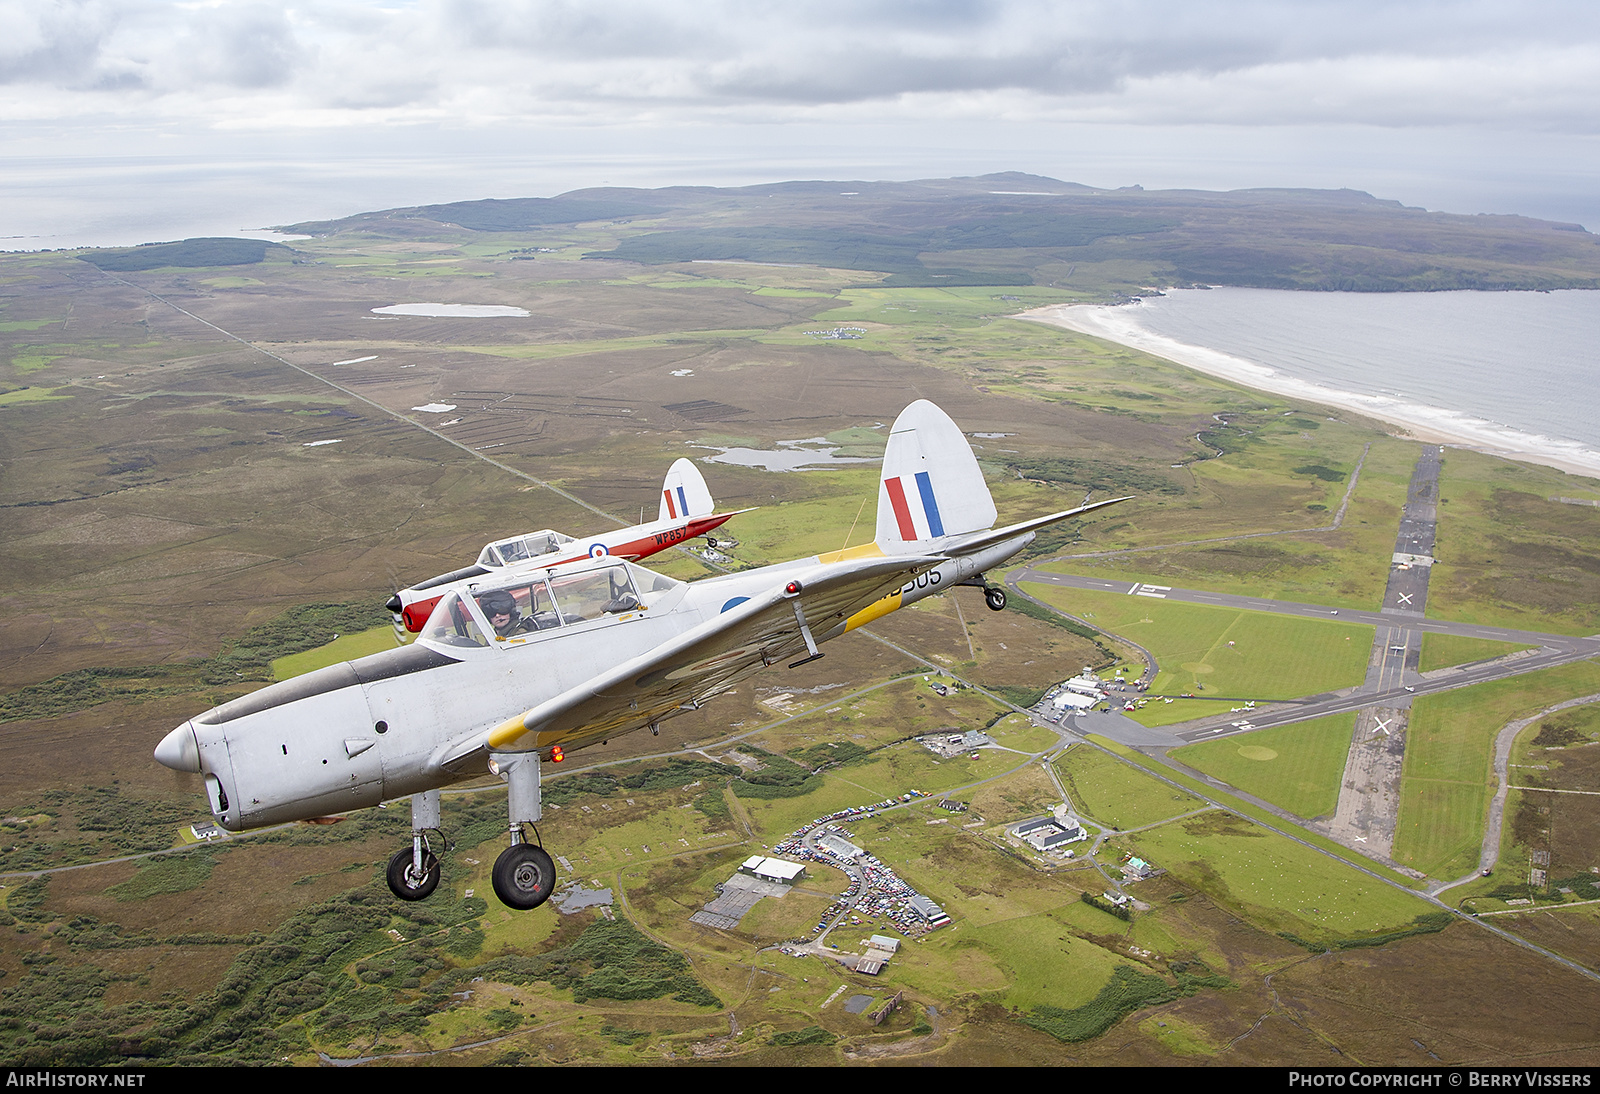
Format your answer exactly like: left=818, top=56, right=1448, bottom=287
left=1020, top=302, right=1600, bottom=482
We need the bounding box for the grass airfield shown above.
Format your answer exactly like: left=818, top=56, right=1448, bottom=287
left=3, top=210, right=1600, bottom=1066
left=1170, top=713, right=1354, bottom=819
left=1016, top=583, right=1374, bottom=722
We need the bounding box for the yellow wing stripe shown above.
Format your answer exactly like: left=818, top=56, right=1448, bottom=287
left=815, top=543, right=885, bottom=565
left=487, top=715, right=533, bottom=751
left=843, top=588, right=902, bottom=632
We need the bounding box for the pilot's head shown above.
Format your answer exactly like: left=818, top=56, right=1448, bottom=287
left=478, top=590, right=518, bottom=633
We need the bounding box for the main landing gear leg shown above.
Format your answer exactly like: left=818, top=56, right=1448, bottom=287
left=956, top=573, right=1007, bottom=612
left=489, top=751, right=556, bottom=910
left=386, top=789, right=441, bottom=901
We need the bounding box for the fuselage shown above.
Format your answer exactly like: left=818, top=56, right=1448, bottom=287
left=157, top=534, right=1031, bottom=833
left=394, top=511, right=740, bottom=632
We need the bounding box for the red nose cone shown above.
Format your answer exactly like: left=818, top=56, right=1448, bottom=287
left=402, top=596, right=442, bottom=632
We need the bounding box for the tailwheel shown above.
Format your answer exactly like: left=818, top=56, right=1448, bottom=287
left=386, top=846, right=440, bottom=901
left=985, top=587, right=1007, bottom=612
left=492, top=843, right=556, bottom=910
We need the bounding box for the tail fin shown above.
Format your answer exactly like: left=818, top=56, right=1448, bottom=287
left=875, top=400, right=996, bottom=550
left=658, top=457, right=714, bottom=521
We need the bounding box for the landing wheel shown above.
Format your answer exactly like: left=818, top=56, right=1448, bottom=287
left=386, top=847, right=440, bottom=901
left=492, top=843, right=556, bottom=910
left=985, top=587, right=1007, bottom=612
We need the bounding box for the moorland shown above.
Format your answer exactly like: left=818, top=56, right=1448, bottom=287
left=3, top=174, right=1600, bottom=1066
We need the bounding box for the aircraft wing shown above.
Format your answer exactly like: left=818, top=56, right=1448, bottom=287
left=431, top=554, right=937, bottom=773
left=933, top=495, right=1133, bottom=557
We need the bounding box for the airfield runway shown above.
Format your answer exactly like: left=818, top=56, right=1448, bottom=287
left=1008, top=441, right=1599, bottom=752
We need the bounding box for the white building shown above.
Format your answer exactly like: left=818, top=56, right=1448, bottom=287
left=818, top=833, right=863, bottom=860
left=739, top=856, right=807, bottom=885
left=1064, top=674, right=1105, bottom=697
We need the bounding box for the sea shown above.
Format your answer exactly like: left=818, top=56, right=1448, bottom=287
left=7, top=156, right=1597, bottom=480
left=1037, top=288, right=1600, bottom=480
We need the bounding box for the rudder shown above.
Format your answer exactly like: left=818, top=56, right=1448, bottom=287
left=875, top=400, right=996, bottom=548
left=659, top=457, right=714, bottom=520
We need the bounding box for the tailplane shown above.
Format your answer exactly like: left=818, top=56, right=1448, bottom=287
left=659, top=458, right=714, bottom=521
left=875, top=400, right=997, bottom=550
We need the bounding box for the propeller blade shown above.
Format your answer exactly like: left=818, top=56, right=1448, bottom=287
left=385, top=565, right=409, bottom=646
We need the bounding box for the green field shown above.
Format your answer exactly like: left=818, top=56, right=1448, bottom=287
left=966, top=912, right=1128, bottom=1010
left=271, top=625, right=401, bottom=679
left=1116, top=809, right=1434, bottom=941
left=1055, top=744, right=1204, bottom=830
left=1418, top=631, right=1537, bottom=673
left=1092, top=736, right=1424, bottom=889
left=1170, top=713, right=1354, bottom=819
left=1395, top=659, right=1600, bottom=879
left=1019, top=582, right=1373, bottom=718
left=986, top=712, right=1061, bottom=754
left=0, top=385, right=74, bottom=407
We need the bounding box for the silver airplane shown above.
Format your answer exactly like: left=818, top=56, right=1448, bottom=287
left=155, top=401, right=1129, bottom=910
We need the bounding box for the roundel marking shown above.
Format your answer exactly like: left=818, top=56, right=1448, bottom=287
left=720, top=596, right=750, bottom=614
left=588, top=543, right=609, bottom=558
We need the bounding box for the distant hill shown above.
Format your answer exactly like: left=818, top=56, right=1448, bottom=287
left=78, top=237, right=292, bottom=272
left=279, top=173, right=1600, bottom=293
left=288, top=196, right=669, bottom=236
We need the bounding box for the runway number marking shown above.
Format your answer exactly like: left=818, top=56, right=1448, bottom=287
left=1131, top=584, right=1170, bottom=599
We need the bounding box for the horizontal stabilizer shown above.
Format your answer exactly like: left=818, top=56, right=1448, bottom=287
left=935, top=496, right=1133, bottom=557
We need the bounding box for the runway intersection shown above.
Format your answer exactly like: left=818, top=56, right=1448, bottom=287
left=1006, top=444, right=1600, bottom=871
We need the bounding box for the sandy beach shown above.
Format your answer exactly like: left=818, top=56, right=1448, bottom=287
left=1020, top=303, right=1600, bottom=481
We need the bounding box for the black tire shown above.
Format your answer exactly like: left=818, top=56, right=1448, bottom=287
left=492, top=844, right=556, bottom=910
left=985, top=587, right=1007, bottom=612
left=386, top=847, right=440, bottom=901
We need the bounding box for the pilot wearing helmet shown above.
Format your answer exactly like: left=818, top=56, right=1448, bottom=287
left=477, top=589, right=530, bottom=638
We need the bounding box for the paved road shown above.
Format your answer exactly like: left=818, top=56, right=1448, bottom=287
left=1431, top=690, right=1600, bottom=897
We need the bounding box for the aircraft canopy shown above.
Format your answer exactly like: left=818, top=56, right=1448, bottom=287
left=476, top=529, right=576, bottom=568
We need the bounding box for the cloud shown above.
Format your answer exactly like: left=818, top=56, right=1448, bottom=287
left=3, top=0, right=1600, bottom=132
left=175, top=3, right=302, bottom=89
left=0, top=0, right=123, bottom=87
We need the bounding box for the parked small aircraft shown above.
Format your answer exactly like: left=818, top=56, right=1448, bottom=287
left=386, top=458, right=749, bottom=632
left=156, top=401, right=1129, bottom=910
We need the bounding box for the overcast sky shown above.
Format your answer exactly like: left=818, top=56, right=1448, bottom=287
left=5, top=1, right=1600, bottom=244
